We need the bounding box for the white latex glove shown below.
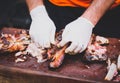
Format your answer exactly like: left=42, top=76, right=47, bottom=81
left=58, top=17, right=94, bottom=54
left=30, top=5, right=56, bottom=49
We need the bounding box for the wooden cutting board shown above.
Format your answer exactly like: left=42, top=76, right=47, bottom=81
left=0, top=27, right=119, bottom=83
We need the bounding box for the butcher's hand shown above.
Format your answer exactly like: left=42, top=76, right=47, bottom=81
left=58, top=17, right=94, bottom=54
left=30, top=5, right=56, bottom=49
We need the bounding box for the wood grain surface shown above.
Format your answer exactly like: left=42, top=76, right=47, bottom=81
left=0, top=27, right=119, bottom=83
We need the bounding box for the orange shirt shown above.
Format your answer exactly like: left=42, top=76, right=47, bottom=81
left=49, top=0, right=120, bottom=8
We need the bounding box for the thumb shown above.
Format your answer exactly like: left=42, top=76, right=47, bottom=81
left=57, top=38, right=68, bottom=48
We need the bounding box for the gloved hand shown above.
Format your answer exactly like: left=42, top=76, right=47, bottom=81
left=58, top=17, right=94, bottom=54
left=30, top=5, right=56, bottom=49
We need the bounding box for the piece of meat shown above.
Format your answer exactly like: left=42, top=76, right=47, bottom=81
left=84, top=43, right=107, bottom=61
left=113, top=75, right=120, bottom=82
left=0, top=30, right=30, bottom=52
left=105, top=62, right=118, bottom=81
left=83, top=35, right=109, bottom=61
left=105, top=56, right=120, bottom=81
left=96, top=36, right=109, bottom=45
left=14, top=42, right=48, bottom=63
left=48, top=46, right=67, bottom=68
left=47, top=29, right=67, bottom=68
left=26, top=43, right=47, bottom=63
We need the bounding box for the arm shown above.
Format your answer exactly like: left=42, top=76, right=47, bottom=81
left=26, top=0, right=44, bottom=11
left=26, top=0, right=56, bottom=49
left=82, top=0, right=115, bottom=25
left=58, top=0, right=115, bottom=54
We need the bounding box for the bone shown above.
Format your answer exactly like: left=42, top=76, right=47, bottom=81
left=117, top=54, right=120, bottom=70
left=96, top=36, right=109, bottom=45
left=105, top=62, right=118, bottom=81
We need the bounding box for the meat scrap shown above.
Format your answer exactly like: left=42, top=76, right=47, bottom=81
left=47, top=29, right=67, bottom=68
left=14, top=42, right=48, bottom=63
left=47, top=44, right=67, bottom=68
left=113, top=75, right=120, bottom=82
left=96, top=36, right=109, bottom=45
left=25, top=43, right=47, bottom=63
left=15, top=58, right=26, bottom=63
left=0, top=30, right=30, bottom=52
left=105, top=60, right=118, bottom=81
left=84, top=35, right=109, bottom=61
left=105, top=55, right=120, bottom=81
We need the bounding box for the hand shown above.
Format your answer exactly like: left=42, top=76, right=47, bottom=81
left=58, top=17, right=94, bottom=54
left=29, top=5, right=56, bottom=49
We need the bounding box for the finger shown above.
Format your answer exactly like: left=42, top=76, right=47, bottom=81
left=79, top=45, right=85, bottom=53
left=35, top=42, right=40, bottom=47
left=37, top=37, right=44, bottom=49
left=30, top=35, right=35, bottom=43
left=65, top=42, right=78, bottom=53
left=50, top=28, right=56, bottom=45
left=62, top=28, right=69, bottom=38
left=43, top=41, right=51, bottom=48
left=57, top=39, right=69, bottom=47
left=33, top=39, right=42, bottom=48
left=29, top=29, right=35, bottom=42
left=74, top=44, right=83, bottom=54
left=43, top=37, right=51, bottom=48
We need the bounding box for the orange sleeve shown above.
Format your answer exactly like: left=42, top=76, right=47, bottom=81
left=49, top=0, right=120, bottom=8
left=112, top=0, right=120, bottom=8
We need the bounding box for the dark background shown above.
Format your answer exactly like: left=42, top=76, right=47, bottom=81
left=0, top=0, right=119, bottom=38
left=0, top=0, right=31, bottom=28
